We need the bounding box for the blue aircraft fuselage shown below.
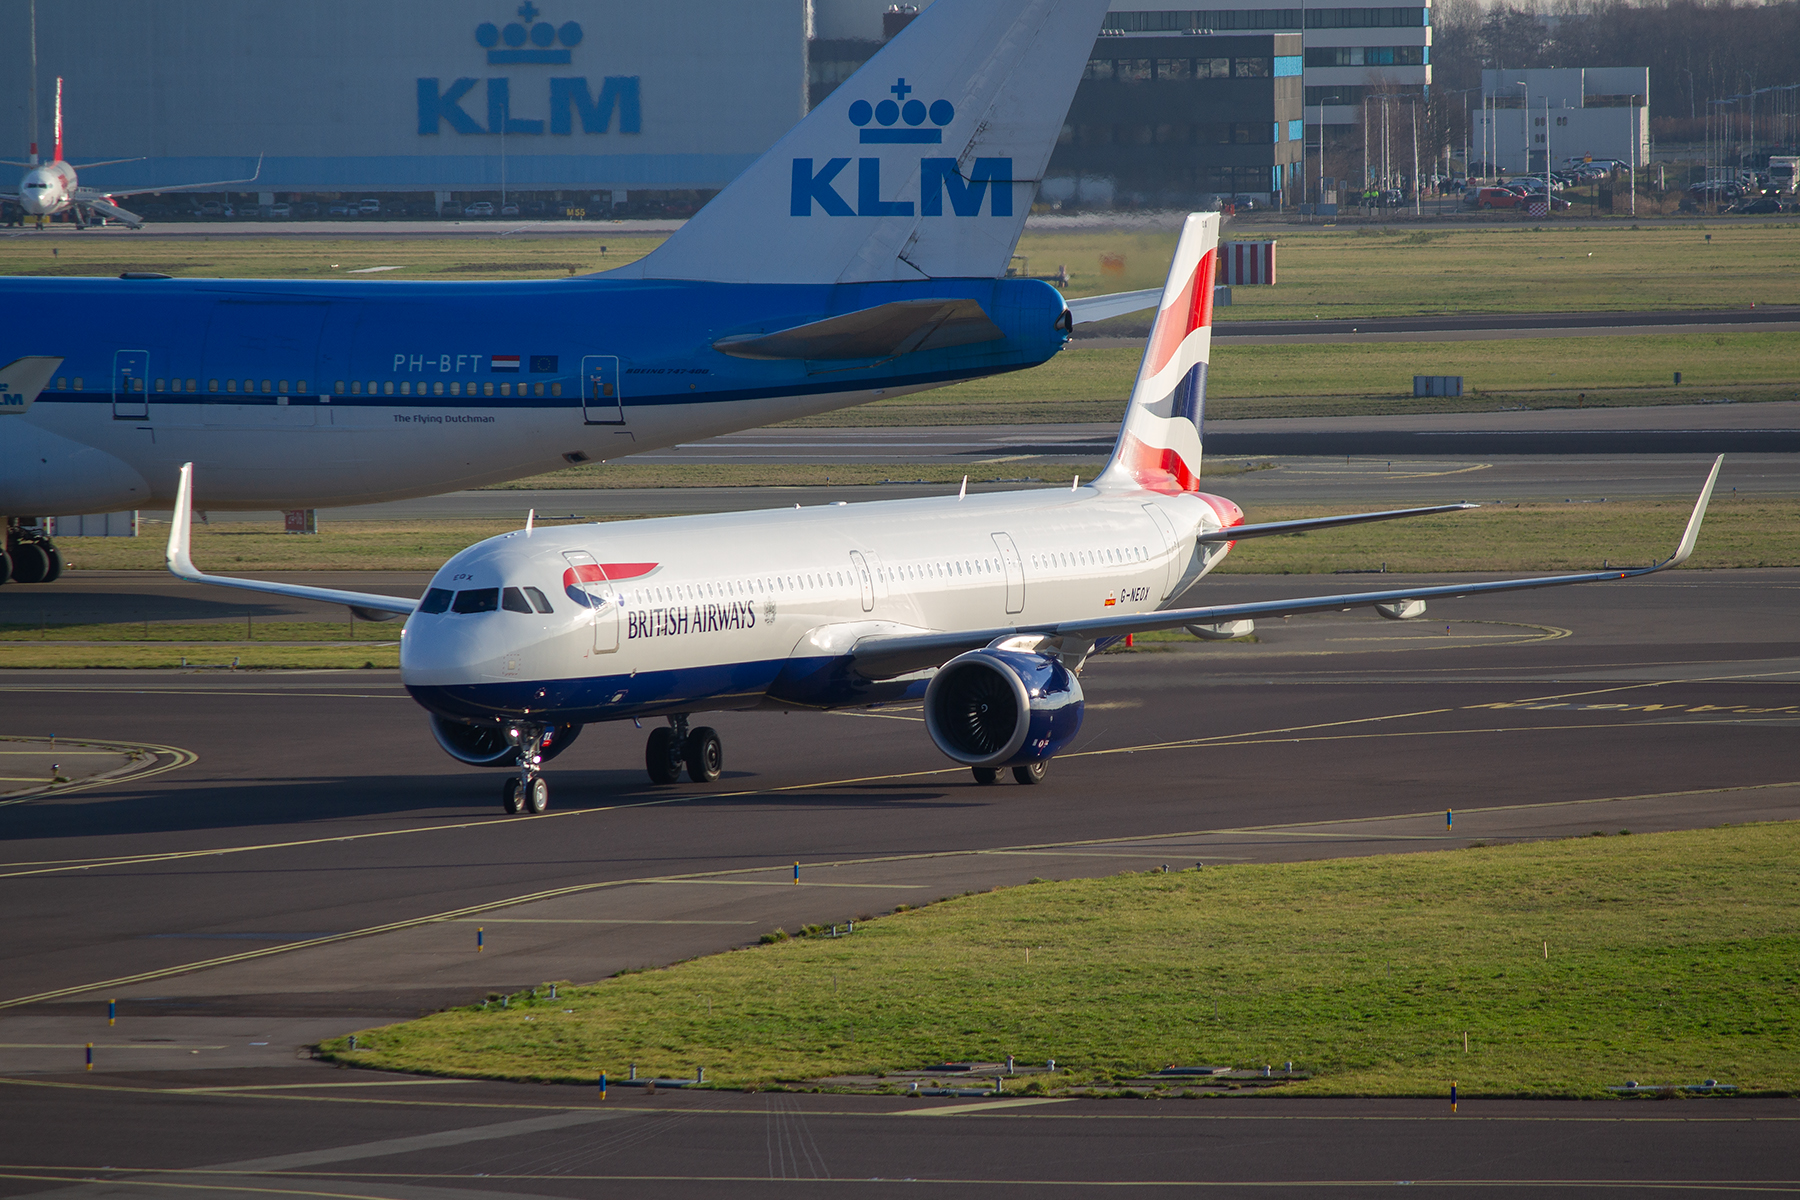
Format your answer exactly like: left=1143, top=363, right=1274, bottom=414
left=0, top=273, right=1067, bottom=514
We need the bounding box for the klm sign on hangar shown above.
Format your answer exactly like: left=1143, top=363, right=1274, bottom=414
left=0, top=0, right=806, bottom=193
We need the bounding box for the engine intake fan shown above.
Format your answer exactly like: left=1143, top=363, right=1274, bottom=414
left=430, top=714, right=582, bottom=767
left=923, top=649, right=1084, bottom=768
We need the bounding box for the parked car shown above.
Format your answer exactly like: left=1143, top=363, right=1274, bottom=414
left=500, top=203, right=521, bottom=216
left=267, top=202, right=291, bottom=219
left=359, top=197, right=381, bottom=215
left=1523, top=191, right=1573, bottom=211
left=197, top=200, right=223, bottom=217
left=1470, top=186, right=1523, bottom=210
left=463, top=201, right=495, bottom=217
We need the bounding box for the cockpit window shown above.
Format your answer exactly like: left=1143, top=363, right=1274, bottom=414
left=501, top=586, right=533, bottom=613
left=419, top=587, right=452, bottom=614
left=450, top=588, right=500, bottom=614
left=522, top=586, right=554, bottom=613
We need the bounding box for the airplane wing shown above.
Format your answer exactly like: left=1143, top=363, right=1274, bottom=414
left=846, top=457, right=1723, bottom=680
left=165, top=463, right=419, bottom=619
left=1199, top=503, right=1478, bottom=543
left=712, top=298, right=1005, bottom=362
left=86, top=154, right=264, bottom=199
left=1064, top=288, right=1162, bottom=325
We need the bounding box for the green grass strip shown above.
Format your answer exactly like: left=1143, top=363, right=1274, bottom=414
left=324, top=821, right=1800, bottom=1097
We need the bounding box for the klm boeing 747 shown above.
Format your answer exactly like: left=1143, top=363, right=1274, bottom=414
left=0, top=0, right=1139, bottom=585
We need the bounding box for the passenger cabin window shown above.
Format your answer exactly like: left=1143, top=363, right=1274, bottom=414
left=419, top=588, right=453, bottom=614
left=451, top=588, right=500, bottom=614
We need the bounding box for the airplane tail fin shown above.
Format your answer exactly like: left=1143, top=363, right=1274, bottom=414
left=52, top=77, right=62, bottom=162
left=613, top=0, right=1112, bottom=285
left=1096, top=213, right=1220, bottom=495
left=0, top=356, right=63, bottom=414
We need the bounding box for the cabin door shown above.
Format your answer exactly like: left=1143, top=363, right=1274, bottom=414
left=581, top=356, right=624, bottom=425
left=991, top=532, right=1025, bottom=614
left=561, top=549, right=619, bottom=653
left=112, top=350, right=149, bottom=419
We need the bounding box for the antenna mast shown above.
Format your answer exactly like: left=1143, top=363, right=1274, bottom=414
left=27, top=0, right=39, bottom=163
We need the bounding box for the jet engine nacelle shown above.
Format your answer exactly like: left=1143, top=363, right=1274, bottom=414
left=923, top=648, right=1084, bottom=768
left=429, top=714, right=581, bottom=767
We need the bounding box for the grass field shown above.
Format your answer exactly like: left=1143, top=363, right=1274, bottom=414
left=3, top=224, right=1793, bottom=324
left=0, top=235, right=655, bottom=281
left=51, top=495, right=1797, bottom=576
left=782, top=332, right=1800, bottom=426
left=1024, top=223, right=1800, bottom=323
left=0, top=645, right=397, bottom=669
left=320, top=821, right=1800, bottom=1097
left=0, top=620, right=400, bottom=669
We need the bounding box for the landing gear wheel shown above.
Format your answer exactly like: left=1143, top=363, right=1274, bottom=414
left=503, top=776, right=523, bottom=814
left=1012, top=761, right=1049, bottom=786
left=8, top=542, right=49, bottom=585
left=645, top=727, right=682, bottom=784
left=40, top=545, right=62, bottom=583
left=0, top=550, right=10, bottom=586
left=524, top=776, right=549, bottom=814
left=971, top=766, right=1000, bottom=786
left=683, top=727, right=722, bottom=783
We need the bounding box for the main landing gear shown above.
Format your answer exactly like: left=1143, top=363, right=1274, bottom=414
left=972, top=761, right=1049, bottom=786
left=500, top=723, right=551, bottom=815
left=1, top=520, right=64, bottom=586
left=645, top=714, right=723, bottom=785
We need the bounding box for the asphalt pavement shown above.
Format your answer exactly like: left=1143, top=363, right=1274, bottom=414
left=1, top=562, right=1796, bottom=1192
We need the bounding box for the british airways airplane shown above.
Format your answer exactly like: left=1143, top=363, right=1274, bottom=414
left=166, top=213, right=1724, bottom=812
left=0, top=0, right=1136, bottom=585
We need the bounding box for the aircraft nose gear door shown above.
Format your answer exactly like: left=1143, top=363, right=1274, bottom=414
left=581, top=355, right=624, bottom=425
left=561, top=549, right=619, bottom=653
left=991, top=532, right=1025, bottom=614
left=112, top=350, right=149, bottom=419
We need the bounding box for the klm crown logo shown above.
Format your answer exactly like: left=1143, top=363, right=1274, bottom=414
left=791, top=79, right=1008, bottom=220
left=477, top=1, right=582, bottom=65
left=848, top=79, right=954, bottom=144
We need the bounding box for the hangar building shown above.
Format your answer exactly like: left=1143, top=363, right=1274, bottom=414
left=0, top=0, right=807, bottom=210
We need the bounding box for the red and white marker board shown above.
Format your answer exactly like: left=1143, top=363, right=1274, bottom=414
left=1219, top=241, right=1276, bottom=285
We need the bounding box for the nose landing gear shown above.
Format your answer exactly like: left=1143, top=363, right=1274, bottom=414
left=645, top=714, right=723, bottom=784
left=500, top=723, right=550, bottom=814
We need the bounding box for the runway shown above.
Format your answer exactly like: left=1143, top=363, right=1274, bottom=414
left=0, top=558, right=1795, bottom=1189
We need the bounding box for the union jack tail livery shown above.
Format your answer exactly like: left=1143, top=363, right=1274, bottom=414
left=1098, top=212, right=1219, bottom=495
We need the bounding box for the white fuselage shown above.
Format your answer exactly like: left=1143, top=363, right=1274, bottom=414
left=17, top=162, right=75, bottom=216
left=400, top=484, right=1238, bottom=722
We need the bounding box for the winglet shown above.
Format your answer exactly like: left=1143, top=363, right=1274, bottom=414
left=1666, top=454, right=1723, bottom=568
left=166, top=461, right=198, bottom=580
left=163, top=463, right=418, bottom=616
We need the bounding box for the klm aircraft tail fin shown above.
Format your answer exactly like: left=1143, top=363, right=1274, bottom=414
left=614, top=0, right=1112, bottom=285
